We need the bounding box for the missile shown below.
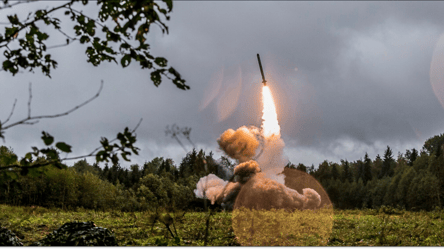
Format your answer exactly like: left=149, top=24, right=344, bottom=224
left=257, top=54, right=267, bottom=86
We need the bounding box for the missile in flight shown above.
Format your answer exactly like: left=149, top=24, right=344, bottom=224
left=257, top=54, right=267, bottom=86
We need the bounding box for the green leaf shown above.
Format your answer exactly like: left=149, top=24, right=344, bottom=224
left=151, top=70, right=162, bottom=86
left=41, top=131, right=54, bottom=146
left=80, top=35, right=90, bottom=44
left=154, top=57, right=167, bottom=67
left=120, top=54, right=131, bottom=68
left=164, top=0, right=173, bottom=11
left=56, top=142, right=72, bottom=153
left=40, top=148, right=58, bottom=160
left=7, top=14, right=20, bottom=25
left=25, top=152, right=33, bottom=160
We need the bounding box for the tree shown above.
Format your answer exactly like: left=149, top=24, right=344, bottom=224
left=350, top=178, right=364, bottom=209
left=362, top=153, right=373, bottom=185
left=1, top=0, right=189, bottom=180
left=412, top=151, right=429, bottom=172
left=331, top=163, right=339, bottom=180
left=372, top=154, right=383, bottom=179
left=369, top=176, right=390, bottom=209
left=423, top=133, right=444, bottom=156
left=71, top=159, right=99, bottom=175
left=341, top=160, right=353, bottom=183
left=296, top=163, right=307, bottom=173
left=405, top=148, right=418, bottom=166
left=308, top=164, right=315, bottom=175
left=0, top=0, right=188, bottom=89
left=395, top=167, right=416, bottom=209
left=315, top=160, right=330, bottom=184
left=379, top=146, right=394, bottom=179
left=383, top=173, right=402, bottom=207
left=355, top=159, right=364, bottom=183
left=407, top=171, right=440, bottom=211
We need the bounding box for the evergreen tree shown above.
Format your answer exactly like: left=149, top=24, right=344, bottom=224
left=331, top=163, right=339, bottom=180
left=308, top=164, right=315, bottom=175
left=372, top=154, right=383, bottom=179
left=296, top=163, right=307, bottom=172
left=130, top=164, right=141, bottom=188
left=355, top=160, right=364, bottom=182
left=285, top=162, right=296, bottom=169
left=341, top=160, right=353, bottom=183
left=179, top=149, right=198, bottom=178
left=315, top=160, right=330, bottom=183
left=379, top=146, right=394, bottom=179
left=405, top=148, right=418, bottom=166
left=325, top=179, right=340, bottom=208
left=362, top=153, right=373, bottom=185
left=350, top=179, right=365, bottom=209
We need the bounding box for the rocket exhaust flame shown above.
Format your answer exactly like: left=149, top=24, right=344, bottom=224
left=261, top=85, right=280, bottom=138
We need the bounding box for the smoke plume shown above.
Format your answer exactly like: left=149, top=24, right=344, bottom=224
left=217, top=126, right=260, bottom=163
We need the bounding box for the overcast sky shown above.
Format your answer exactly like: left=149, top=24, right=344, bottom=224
left=2, top=1, right=444, bottom=168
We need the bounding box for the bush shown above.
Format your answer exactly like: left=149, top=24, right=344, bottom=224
left=31, top=221, right=117, bottom=246
left=0, top=227, right=23, bottom=246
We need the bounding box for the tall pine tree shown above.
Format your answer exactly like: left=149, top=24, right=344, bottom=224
left=362, top=153, right=373, bottom=185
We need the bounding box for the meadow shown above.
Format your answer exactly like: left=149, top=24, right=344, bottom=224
left=1, top=204, right=444, bottom=246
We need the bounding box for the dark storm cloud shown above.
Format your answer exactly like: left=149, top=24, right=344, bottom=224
left=2, top=1, right=444, bottom=167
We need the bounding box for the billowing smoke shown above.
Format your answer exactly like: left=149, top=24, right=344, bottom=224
left=256, top=134, right=287, bottom=185
left=194, top=125, right=322, bottom=211
left=194, top=174, right=228, bottom=205
left=234, top=172, right=321, bottom=211
left=217, top=126, right=260, bottom=163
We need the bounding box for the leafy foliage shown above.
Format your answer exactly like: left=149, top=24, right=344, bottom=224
left=0, top=227, right=23, bottom=246
left=31, top=221, right=117, bottom=246
left=0, top=0, right=189, bottom=90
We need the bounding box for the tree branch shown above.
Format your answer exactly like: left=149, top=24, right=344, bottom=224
left=2, top=98, right=17, bottom=125
left=28, top=82, right=32, bottom=118
left=0, top=118, right=143, bottom=171
left=62, top=118, right=143, bottom=161
left=0, top=0, right=36, bottom=11
left=0, top=159, right=55, bottom=171
left=2, top=80, right=104, bottom=131
left=0, top=1, right=73, bottom=46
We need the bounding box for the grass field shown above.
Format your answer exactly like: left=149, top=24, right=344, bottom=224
left=1, top=204, right=444, bottom=246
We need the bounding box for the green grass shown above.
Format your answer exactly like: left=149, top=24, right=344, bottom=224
left=1, top=205, right=444, bottom=246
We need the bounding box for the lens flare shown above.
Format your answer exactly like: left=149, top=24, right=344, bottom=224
left=261, top=85, right=280, bottom=138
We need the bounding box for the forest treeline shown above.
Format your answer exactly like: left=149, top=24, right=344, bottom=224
left=1, top=133, right=444, bottom=212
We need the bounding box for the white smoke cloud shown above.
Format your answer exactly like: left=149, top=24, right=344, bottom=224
left=194, top=174, right=228, bottom=205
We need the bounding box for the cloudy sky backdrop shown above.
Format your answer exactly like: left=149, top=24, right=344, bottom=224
left=2, top=1, right=444, bottom=168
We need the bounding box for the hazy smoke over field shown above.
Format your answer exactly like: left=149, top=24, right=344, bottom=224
left=195, top=125, right=321, bottom=211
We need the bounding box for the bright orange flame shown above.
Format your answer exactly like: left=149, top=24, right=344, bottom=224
left=262, top=85, right=280, bottom=138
